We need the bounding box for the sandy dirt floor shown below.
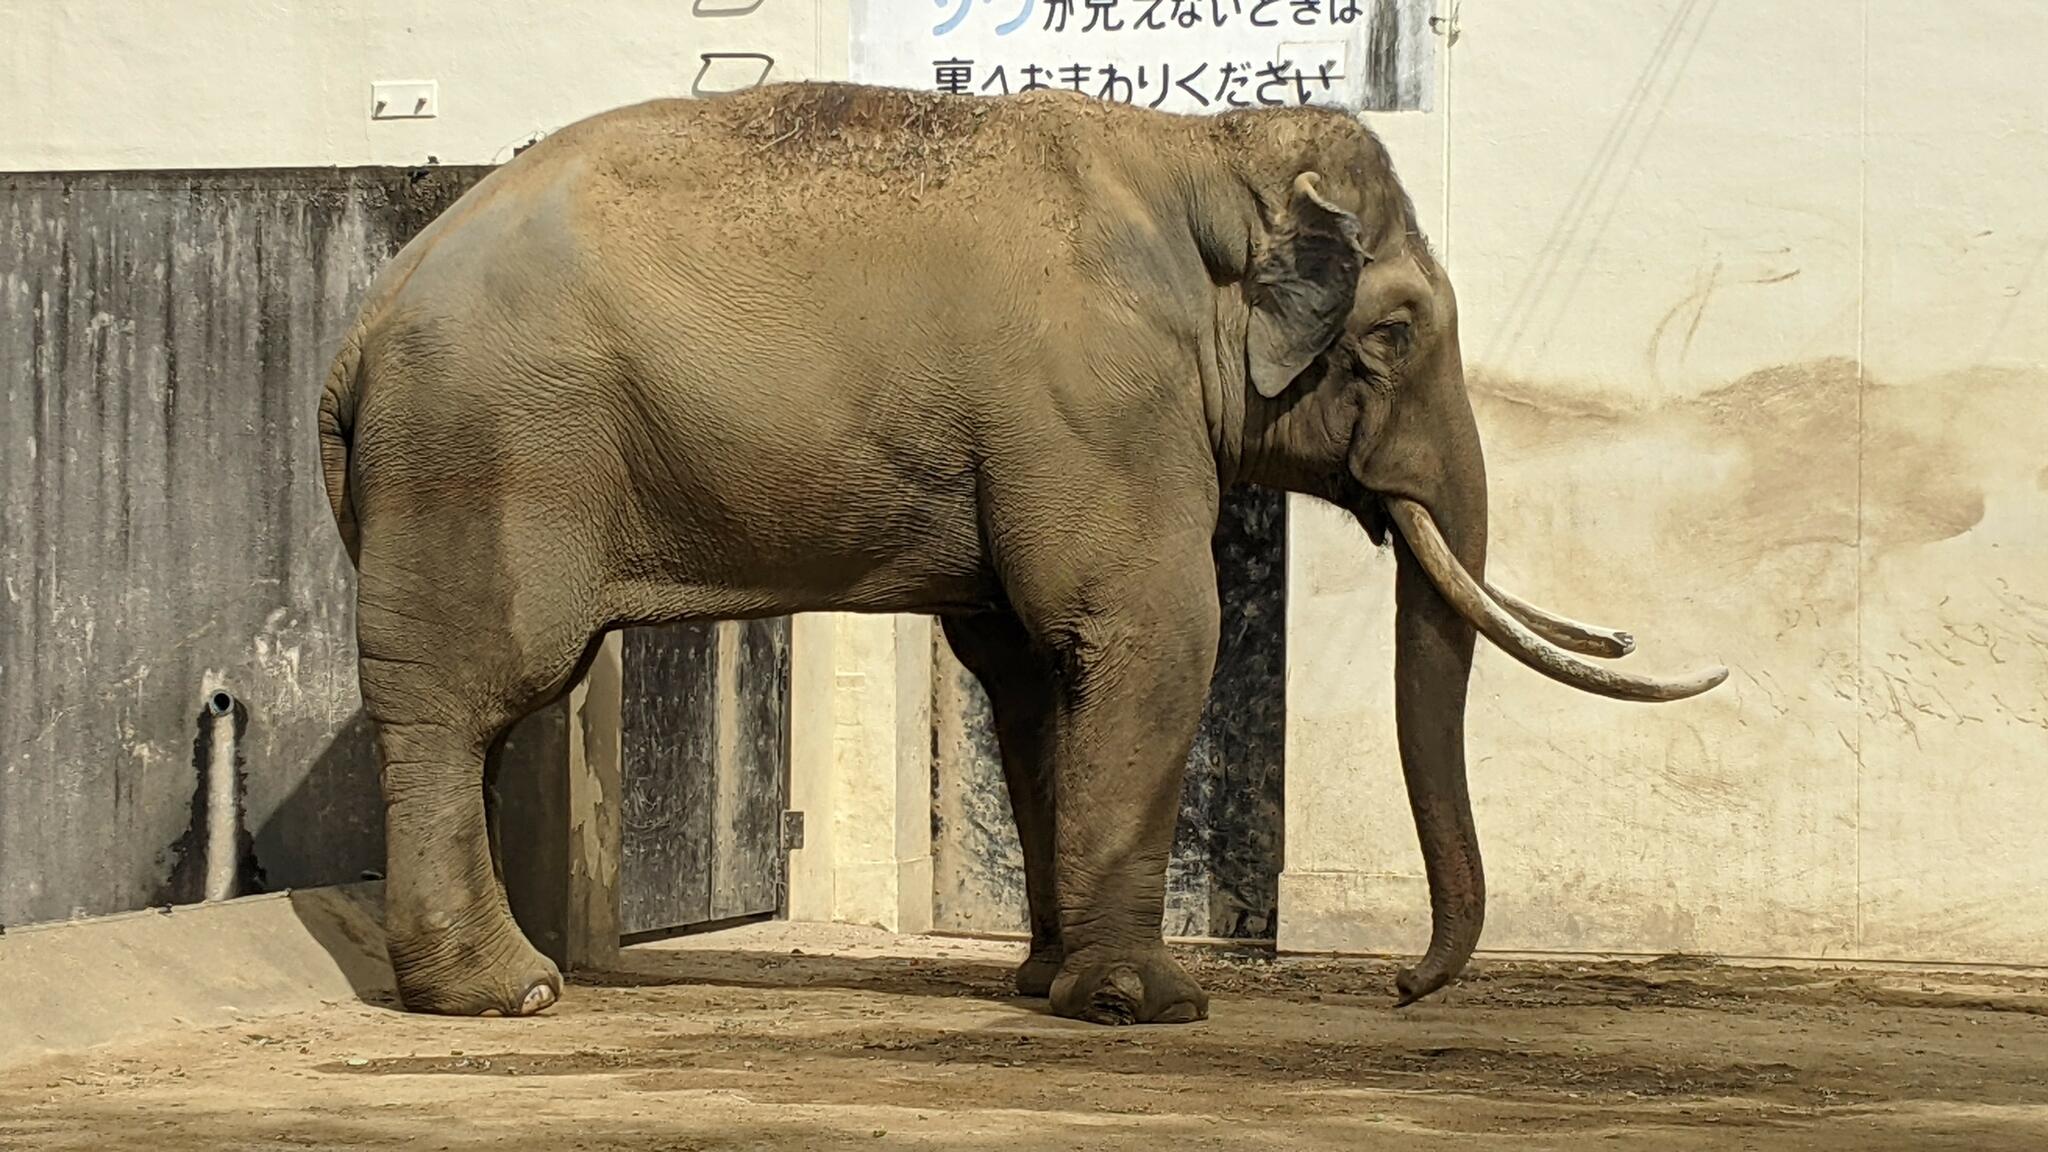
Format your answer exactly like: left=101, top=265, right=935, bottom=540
left=4, top=922, right=2046, bottom=1151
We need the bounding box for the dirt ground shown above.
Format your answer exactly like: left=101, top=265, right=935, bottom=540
left=4, top=923, right=2046, bottom=1151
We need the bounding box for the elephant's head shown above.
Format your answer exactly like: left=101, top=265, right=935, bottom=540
left=1208, top=110, right=1728, bottom=1004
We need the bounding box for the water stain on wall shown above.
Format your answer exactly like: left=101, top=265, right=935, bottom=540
left=1690, top=359, right=1862, bottom=560
left=1470, top=357, right=1994, bottom=567
left=1861, top=371, right=2025, bottom=550
left=0, top=168, right=489, bottom=927
left=1474, top=359, right=1863, bottom=557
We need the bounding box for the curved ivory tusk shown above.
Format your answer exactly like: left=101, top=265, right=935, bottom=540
left=1483, top=582, right=1636, bottom=660
left=1386, top=499, right=1728, bottom=702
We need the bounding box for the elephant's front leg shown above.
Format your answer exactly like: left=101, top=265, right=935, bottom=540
left=941, top=612, right=1065, bottom=996
left=1033, top=556, right=1219, bottom=1026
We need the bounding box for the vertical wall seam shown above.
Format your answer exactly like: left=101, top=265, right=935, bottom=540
left=1852, top=0, right=1870, bottom=952
left=1439, top=0, right=1454, bottom=268
left=821, top=0, right=833, bottom=80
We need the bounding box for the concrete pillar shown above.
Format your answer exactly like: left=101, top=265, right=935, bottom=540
left=1276, top=498, right=1418, bottom=956
left=497, top=631, right=624, bottom=971
left=786, top=613, right=934, bottom=933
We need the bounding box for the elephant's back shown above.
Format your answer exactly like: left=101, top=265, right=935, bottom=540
left=368, top=81, right=1200, bottom=304
left=556, top=82, right=1161, bottom=193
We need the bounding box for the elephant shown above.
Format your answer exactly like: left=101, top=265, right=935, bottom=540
left=317, top=81, right=1726, bottom=1024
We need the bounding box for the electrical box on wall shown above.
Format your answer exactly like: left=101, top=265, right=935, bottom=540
left=371, top=81, right=438, bottom=120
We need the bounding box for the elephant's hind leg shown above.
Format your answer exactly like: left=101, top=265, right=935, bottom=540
left=940, top=611, right=1064, bottom=997
left=352, top=508, right=603, bottom=1017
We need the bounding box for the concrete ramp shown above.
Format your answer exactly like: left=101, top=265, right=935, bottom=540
left=0, top=884, right=392, bottom=1069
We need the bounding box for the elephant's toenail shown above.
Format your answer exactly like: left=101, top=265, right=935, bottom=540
left=519, top=982, right=557, bottom=1015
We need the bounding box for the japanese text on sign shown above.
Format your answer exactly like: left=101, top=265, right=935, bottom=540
left=852, top=0, right=1437, bottom=115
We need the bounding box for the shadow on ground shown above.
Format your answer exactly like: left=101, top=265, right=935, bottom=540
left=285, top=884, right=400, bottom=1009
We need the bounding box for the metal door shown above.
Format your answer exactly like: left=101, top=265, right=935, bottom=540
left=617, top=619, right=792, bottom=937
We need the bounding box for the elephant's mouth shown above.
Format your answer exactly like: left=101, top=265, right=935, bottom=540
left=1356, top=499, right=1392, bottom=546
left=1383, top=497, right=1727, bottom=702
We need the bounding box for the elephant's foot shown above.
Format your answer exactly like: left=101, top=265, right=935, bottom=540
left=1014, top=942, right=1065, bottom=998
left=1048, top=946, right=1208, bottom=1025
left=387, top=914, right=562, bottom=1018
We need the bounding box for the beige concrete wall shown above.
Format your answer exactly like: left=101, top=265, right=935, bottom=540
left=785, top=615, right=934, bottom=932
left=0, top=0, right=848, bottom=168
left=1284, top=0, right=2048, bottom=965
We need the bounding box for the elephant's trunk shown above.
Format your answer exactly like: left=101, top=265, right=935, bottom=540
left=1379, top=499, right=1725, bottom=1005
left=1375, top=414, right=1727, bottom=1006
left=1388, top=443, right=1489, bottom=1006
left=1359, top=319, right=1726, bottom=1003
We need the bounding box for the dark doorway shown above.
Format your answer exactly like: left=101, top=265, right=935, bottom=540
left=617, top=620, right=793, bottom=938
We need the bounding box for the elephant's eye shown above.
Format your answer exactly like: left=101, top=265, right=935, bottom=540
left=1373, top=319, right=1414, bottom=352
left=1346, top=337, right=1396, bottom=394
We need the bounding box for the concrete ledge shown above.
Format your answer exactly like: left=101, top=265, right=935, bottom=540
left=0, top=884, right=393, bottom=1069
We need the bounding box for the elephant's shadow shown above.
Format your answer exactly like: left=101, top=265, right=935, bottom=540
left=270, top=709, right=403, bottom=1007
left=269, top=712, right=1032, bottom=1015
left=570, top=946, right=1029, bottom=1008
left=288, top=901, right=1035, bottom=1014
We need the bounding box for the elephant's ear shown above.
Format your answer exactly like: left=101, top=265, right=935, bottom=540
left=1246, top=172, right=1367, bottom=399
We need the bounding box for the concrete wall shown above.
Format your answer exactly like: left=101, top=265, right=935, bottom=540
left=1283, top=0, right=2048, bottom=965
left=785, top=615, right=936, bottom=933
left=0, top=0, right=846, bottom=168
left=1, top=166, right=488, bottom=924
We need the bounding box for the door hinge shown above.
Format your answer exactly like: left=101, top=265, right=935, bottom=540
left=780, top=810, right=805, bottom=851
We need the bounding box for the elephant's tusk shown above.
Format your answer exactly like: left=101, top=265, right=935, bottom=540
left=1386, top=498, right=1728, bottom=703
left=1482, top=581, right=1635, bottom=660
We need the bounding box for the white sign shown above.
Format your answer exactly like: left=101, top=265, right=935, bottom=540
left=851, top=0, right=1435, bottom=116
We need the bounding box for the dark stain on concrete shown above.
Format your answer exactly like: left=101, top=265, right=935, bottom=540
left=1470, top=357, right=1994, bottom=569
left=1862, top=375, right=1994, bottom=549
left=1, top=167, right=489, bottom=927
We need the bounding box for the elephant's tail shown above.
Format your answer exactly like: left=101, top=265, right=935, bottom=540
left=318, top=324, right=366, bottom=566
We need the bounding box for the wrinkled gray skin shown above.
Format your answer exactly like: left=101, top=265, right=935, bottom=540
left=319, top=82, right=1724, bottom=1023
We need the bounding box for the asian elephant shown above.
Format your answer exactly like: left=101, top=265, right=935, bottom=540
left=318, top=82, right=1726, bottom=1024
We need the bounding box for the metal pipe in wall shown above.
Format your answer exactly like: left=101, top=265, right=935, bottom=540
left=202, top=690, right=240, bottom=903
